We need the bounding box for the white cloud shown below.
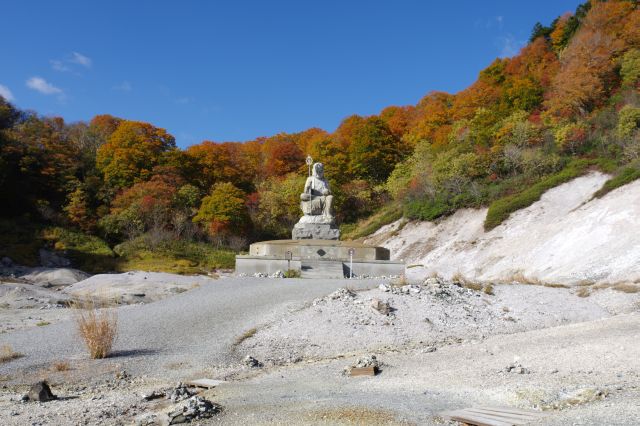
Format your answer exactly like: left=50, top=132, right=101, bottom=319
left=70, top=52, right=92, bottom=68
left=112, top=81, right=132, bottom=92
left=50, top=60, right=70, bottom=72
left=176, top=96, right=193, bottom=105
left=498, top=34, right=525, bottom=58
left=0, top=84, right=15, bottom=101
left=26, top=77, right=63, bottom=95
left=52, top=52, right=92, bottom=72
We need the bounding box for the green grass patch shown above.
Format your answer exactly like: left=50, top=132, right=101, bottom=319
left=114, top=236, right=235, bottom=274
left=484, top=159, right=593, bottom=231
left=404, top=195, right=451, bottom=221
left=0, top=219, right=234, bottom=274
left=593, top=166, right=640, bottom=199
left=43, top=227, right=116, bottom=273
left=0, top=220, right=116, bottom=272
left=284, top=269, right=301, bottom=278
left=404, top=190, right=484, bottom=222
left=340, top=203, right=403, bottom=240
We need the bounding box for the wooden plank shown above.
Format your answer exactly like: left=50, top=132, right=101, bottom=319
left=475, top=407, right=547, bottom=418
left=349, top=366, right=377, bottom=376
left=441, top=406, right=548, bottom=426
left=465, top=408, right=546, bottom=422
left=443, top=411, right=514, bottom=426
left=472, top=407, right=549, bottom=420
left=185, top=378, right=226, bottom=389
left=461, top=412, right=535, bottom=425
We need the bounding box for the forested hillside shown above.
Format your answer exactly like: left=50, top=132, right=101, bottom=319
left=1, top=0, right=639, bottom=271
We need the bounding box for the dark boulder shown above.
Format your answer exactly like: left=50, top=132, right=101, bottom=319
left=27, top=381, right=57, bottom=402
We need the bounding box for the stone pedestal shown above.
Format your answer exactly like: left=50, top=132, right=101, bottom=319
left=292, top=223, right=340, bottom=240
left=235, top=239, right=404, bottom=278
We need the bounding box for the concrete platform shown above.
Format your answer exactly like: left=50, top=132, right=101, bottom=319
left=235, top=256, right=404, bottom=278
left=247, top=239, right=390, bottom=261
left=236, top=239, right=404, bottom=278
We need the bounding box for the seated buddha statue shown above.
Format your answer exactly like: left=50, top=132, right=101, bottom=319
left=300, top=162, right=334, bottom=224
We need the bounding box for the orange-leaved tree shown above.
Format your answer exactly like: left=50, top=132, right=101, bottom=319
left=193, top=182, right=249, bottom=240
left=96, top=120, right=176, bottom=193
left=544, top=0, right=636, bottom=120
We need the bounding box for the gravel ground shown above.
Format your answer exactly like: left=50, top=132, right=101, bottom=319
left=210, top=312, right=640, bottom=425
left=0, top=282, right=71, bottom=333
left=0, top=276, right=383, bottom=382
left=0, top=275, right=638, bottom=425
left=63, top=271, right=222, bottom=304
left=238, top=281, right=631, bottom=363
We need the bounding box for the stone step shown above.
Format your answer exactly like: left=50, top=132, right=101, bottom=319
left=300, top=261, right=345, bottom=279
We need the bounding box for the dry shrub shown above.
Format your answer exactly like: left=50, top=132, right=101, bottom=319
left=543, top=283, right=570, bottom=289
left=233, top=327, right=257, bottom=346
left=613, top=283, right=640, bottom=294
left=0, top=345, right=23, bottom=363
left=575, top=287, right=591, bottom=298
left=451, top=272, right=466, bottom=284
left=463, top=282, right=483, bottom=291
left=509, top=272, right=543, bottom=285
left=228, top=235, right=248, bottom=251
left=451, top=272, right=491, bottom=293
left=391, top=274, right=408, bottom=287
left=75, top=301, right=117, bottom=359
left=51, top=360, right=71, bottom=372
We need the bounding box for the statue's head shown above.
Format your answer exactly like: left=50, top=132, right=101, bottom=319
left=312, top=162, right=324, bottom=179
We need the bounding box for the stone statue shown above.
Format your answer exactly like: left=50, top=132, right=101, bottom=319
left=292, top=162, right=340, bottom=240
left=300, top=162, right=334, bottom=223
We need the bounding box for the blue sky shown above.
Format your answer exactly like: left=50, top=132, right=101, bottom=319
left=1, top=0, right=581, bottom=148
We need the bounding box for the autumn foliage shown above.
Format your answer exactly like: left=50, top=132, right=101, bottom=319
left=1, top=0, right=639, bottom=250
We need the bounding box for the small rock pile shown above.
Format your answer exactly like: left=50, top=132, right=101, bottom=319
left=313, top=288, right=356, bottom=305
left=244, top=355, right=263, bottom=368
left=353, top=354, right=380, bottom=369
left=167, top=396, right=221, bottom=425
left=370, top=298, right=392, bottom=315
left=379, top=283, right=421, bottom=295
left=344, top=354, right=381, bottom=375
left=108, top=370, right=135, bottom=388
left=167, top=383, right=196, bottom=402
left=328, top=288, right=356, bottom=301
left=504, top=361, right=530, bottom=374
left=423, top=277, right=478, bottom=302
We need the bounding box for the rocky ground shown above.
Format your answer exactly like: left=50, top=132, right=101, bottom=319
left=0, top=268, right=638, bottom=425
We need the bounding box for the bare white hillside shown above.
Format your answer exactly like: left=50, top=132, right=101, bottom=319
left=366, top=172, right=640, bottom=286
